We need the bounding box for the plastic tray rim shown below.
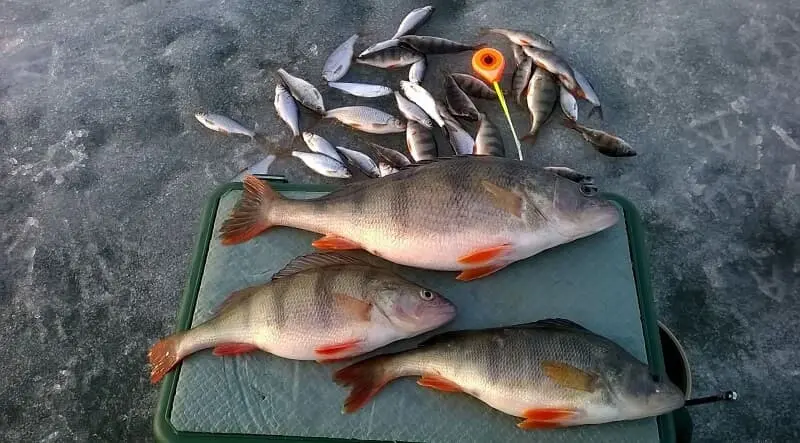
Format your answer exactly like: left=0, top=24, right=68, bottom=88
left=153, top=180, right=677, bottom=443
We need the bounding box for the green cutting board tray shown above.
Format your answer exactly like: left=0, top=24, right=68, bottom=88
left=154, top=180, right=676, bottom=443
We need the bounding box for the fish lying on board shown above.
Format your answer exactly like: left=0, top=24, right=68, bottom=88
left=148, top=252, right=456, bottom=383
left=334, top=318, right=685, bottom=428
left=219, top=156, right=619, bottom=281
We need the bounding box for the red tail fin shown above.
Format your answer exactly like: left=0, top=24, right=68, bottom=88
left=333, top=358, right=396, bottom=413
left=148, top=335, right=183, bottom=384
left=520, top=131, right=538, bottom=144
left=219, top=175, right=278, bottom=245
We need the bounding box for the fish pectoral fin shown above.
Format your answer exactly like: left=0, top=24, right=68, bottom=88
left=417, top=374, right=462, bottom=392
left=311, top=234, right=362, bottom=250
left=335, top=293, right=372, bottom=322
left=518, top=408, right=579, bottom=429
left=481, top=180, right=522, bottom=217
left=315, top=338, right=363, bottom=357
left=457, top=244, right=512, bottom=265
left=212, top=343, right=260, bottom=357
left=541, top=360, right=599, bottom=392
left=456, top=264, right=508, bottom=281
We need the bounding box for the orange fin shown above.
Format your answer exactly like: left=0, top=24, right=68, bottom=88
left=219, top=176, right=277, bottom=245
left=148, top=335, right=183, bottom=384
left=541, top=360, right=598, bottom=392
left=311, top=234, right=362, bottom=250
left=333, top=358, right=396, bottom=413
left=417, top=374, right=462, bottom=392
left=518, top=408, right=579, bottom=429
left=481, top=180, right=522, bottom=217
left=457, top=244, right=512, bottom=265
left=456, top=264, right=507, bottom=281
left=315, top=338, right=362, bottom=357
left=335, top=293, right=372, bottom=322
left=212, top=343, right=259, bottom=357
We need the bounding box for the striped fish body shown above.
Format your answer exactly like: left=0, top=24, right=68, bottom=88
left=523, top=68, right=558, bottom=142
left=221, top=157, right=619, bottom=281
left=147, top=255, right=456, bottom=383
left=335, top=321, right=685, bottom=427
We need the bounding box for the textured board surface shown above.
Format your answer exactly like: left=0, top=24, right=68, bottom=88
left=169, top=187, right=658, bottom=442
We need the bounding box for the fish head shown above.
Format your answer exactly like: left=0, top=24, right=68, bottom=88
left=370, top=277, right=457, bottom=334
left=391, top=117, right=408, bottom=131
left=605, top=362, right=685, bottom=419
left=545, top=176, right=619, bottom=240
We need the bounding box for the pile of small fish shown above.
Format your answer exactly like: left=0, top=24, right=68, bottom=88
left=194, top=5, right=635, bottom=183
left=155, top=6, right=682, bottom=433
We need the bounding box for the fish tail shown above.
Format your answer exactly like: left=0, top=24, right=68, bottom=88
left=334, top=357, right=398, bottom=413
left=561, top=117, right=579, bottom=131
left=520, top=130, right=539, bottom=144
left=587, top=106, right=604, bottom=121
left=219, top=175, right=279, bottom=245
left=148, top=333, right=185, bottom=384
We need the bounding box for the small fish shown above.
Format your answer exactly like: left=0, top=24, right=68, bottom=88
left=324, top=107, right=406, bottom=134
left=392, top=6, right=436, bottom=39
left=148, top=252, right=457, bottom=383
left=322, top=34, right=359, bottom=82
left=397, top=35, right=484, bottom=55
left=436, top=101, right=475, bottom=155
left=475, top=113, right=505, bottom=157
left=449, top=73, right=496, bottom=99
left=573, top=69, right=603, bottom=119
left=292, top=151, right=351, bottom=178
left=481, top=27, right=555, bottom=51
left=543, top=166, right=593, bottom=184
left=444, top=75, right=480, bottom=121
left=220, top=158, right=619, bottom=280
left=400, top=80, right=444, bottom=127
left=274, top=84, right=300, bottom=137
left=408, top=57, right=427, bottom=83
left=512, top=44, right=526, bottom=65
left=522, top=46, right=583, bottom=99
left=358, top=39, right=400, bottom=58
left=328, top=82, right=393, bottom=98
left=302, top=132, right=343, bottom=163
left=522, top=68, right=558, bottom=143
left=560, top=86, right=578, bottom=122
left=563, top=120, right=637, bottom=157
left=378, top=161, right=400, bottom=177
left=195, top=113, right=255, bottom=138
left=277, top=69, right=325, bottom=113
left=333, top=319, right=685, bottom=426
left=511, top=56, right=534, bottom=104
left=370, top=143, right=412, bottom=167
left=335, top=146, right=381, bottom=178
left=406, top=120, right=437, bottom=162
left=395, top=91, right=434, bottom=129
left=356, top=45, right=424, bottom=69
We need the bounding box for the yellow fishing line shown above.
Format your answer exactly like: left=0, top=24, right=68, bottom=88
left=492, top=81, right=523, bottom=161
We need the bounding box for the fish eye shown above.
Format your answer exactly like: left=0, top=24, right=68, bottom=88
left=579, top=183, right=599, bottom=196
left=419, top=290, right=434, bottom=300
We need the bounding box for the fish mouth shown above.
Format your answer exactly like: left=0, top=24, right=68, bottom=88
left=395, top=300, right=457, bottom=332
left=582, top=202, right=620, bottom=233
left=430, top=302, right=458, bottom=325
